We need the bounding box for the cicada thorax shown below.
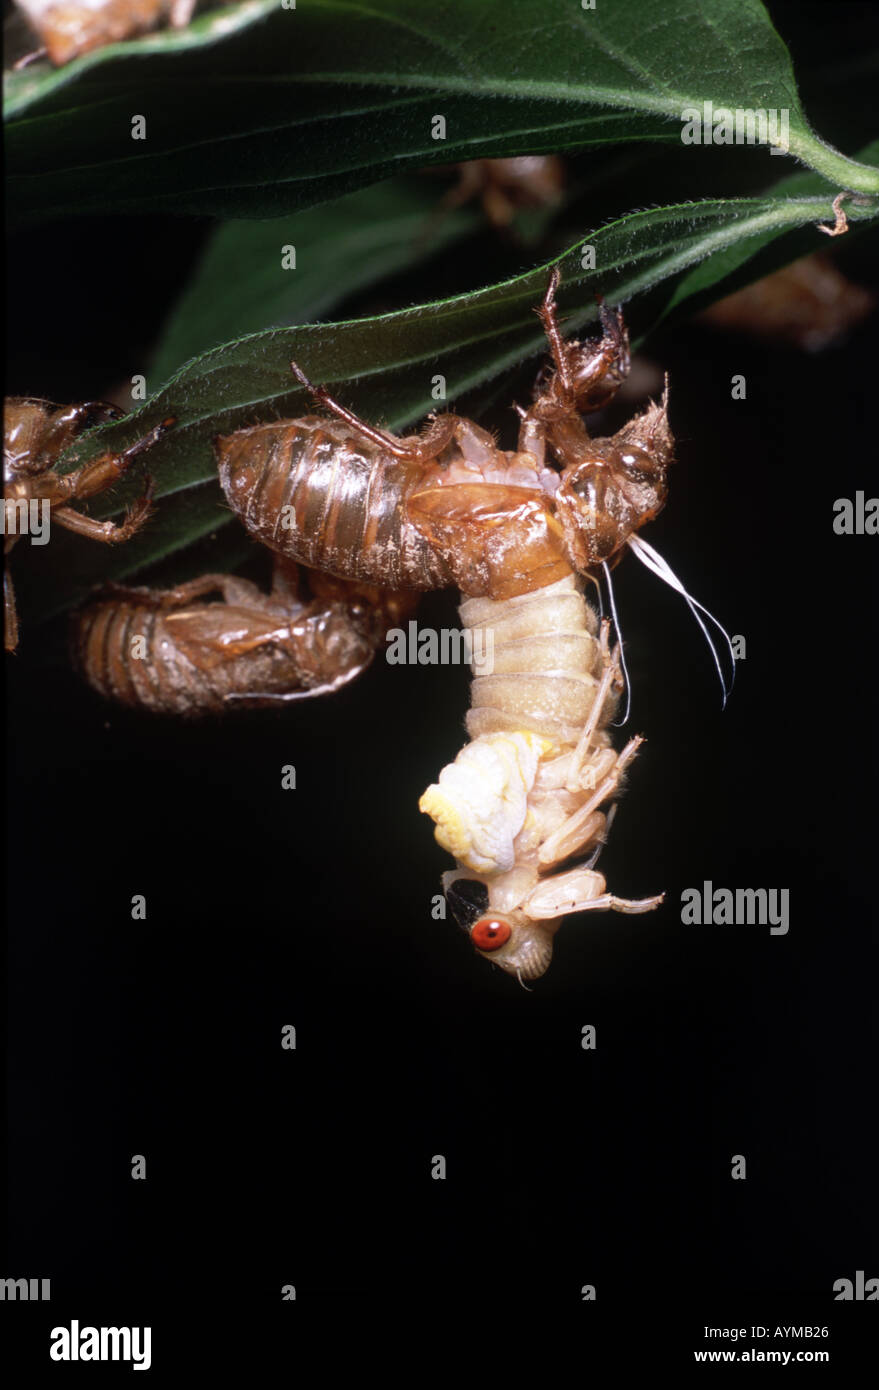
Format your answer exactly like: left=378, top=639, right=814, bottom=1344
left=405, top=474, right=571, bottom=600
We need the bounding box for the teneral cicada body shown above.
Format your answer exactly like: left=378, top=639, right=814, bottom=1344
left=422, top=575, right=662, bottom=982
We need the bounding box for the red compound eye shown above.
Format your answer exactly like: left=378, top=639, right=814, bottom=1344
left=471, top=918, right=511, bottom=952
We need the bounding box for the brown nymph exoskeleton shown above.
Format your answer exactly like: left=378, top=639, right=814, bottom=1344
left=12, top=0, right=197, bottom=68
left=3, top=397, right=172, bottom=653
left=73, top=558, right=414, bottom=716
left=216, top=272, right=671, bottom=601
left=216, top=269, right=686, bottom=981
left=698, top=252, right=876, bottom=352
left=438, top=157, right=566, bottom=230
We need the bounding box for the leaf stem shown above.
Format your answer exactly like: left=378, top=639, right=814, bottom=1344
left=785, top=131, right=879, bottom=193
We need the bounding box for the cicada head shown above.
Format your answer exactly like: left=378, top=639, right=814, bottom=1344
left=555, top=387, right=674, bottom=569
left=444, top=876, right=557, bottom=982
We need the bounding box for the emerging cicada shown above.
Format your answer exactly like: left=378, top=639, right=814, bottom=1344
left=216, top=270, right=722, bottom=981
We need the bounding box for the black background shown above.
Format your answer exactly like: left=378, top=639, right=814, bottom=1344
left=5, top=0, right=878, bottom=1370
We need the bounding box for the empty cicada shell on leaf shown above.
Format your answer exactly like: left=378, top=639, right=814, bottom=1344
left=3, top=397, right=172, bottom=653
left=73, top=557, right=414, bottom=717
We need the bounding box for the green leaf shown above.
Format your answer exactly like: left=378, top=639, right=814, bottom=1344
left=149, top=177, right=484, bottom=386
left=7, top=0, right=878, bottom=226
left=658, top=138, right=879, bottom=319
left=17, top=177, right=876, bottom=631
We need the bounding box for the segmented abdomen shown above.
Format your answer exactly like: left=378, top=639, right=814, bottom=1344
left=460, top=573, right=609, bottom=747
left=73, top=595, right=376, bottom=716
left=217, top=417, right=452, bottom=590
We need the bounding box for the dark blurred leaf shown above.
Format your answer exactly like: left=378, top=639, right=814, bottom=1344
left=660, top=138, right=879, bottom=316
left=149, top=177, right=483, bottom=386
left=7, top=0, right=878, bottom=226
